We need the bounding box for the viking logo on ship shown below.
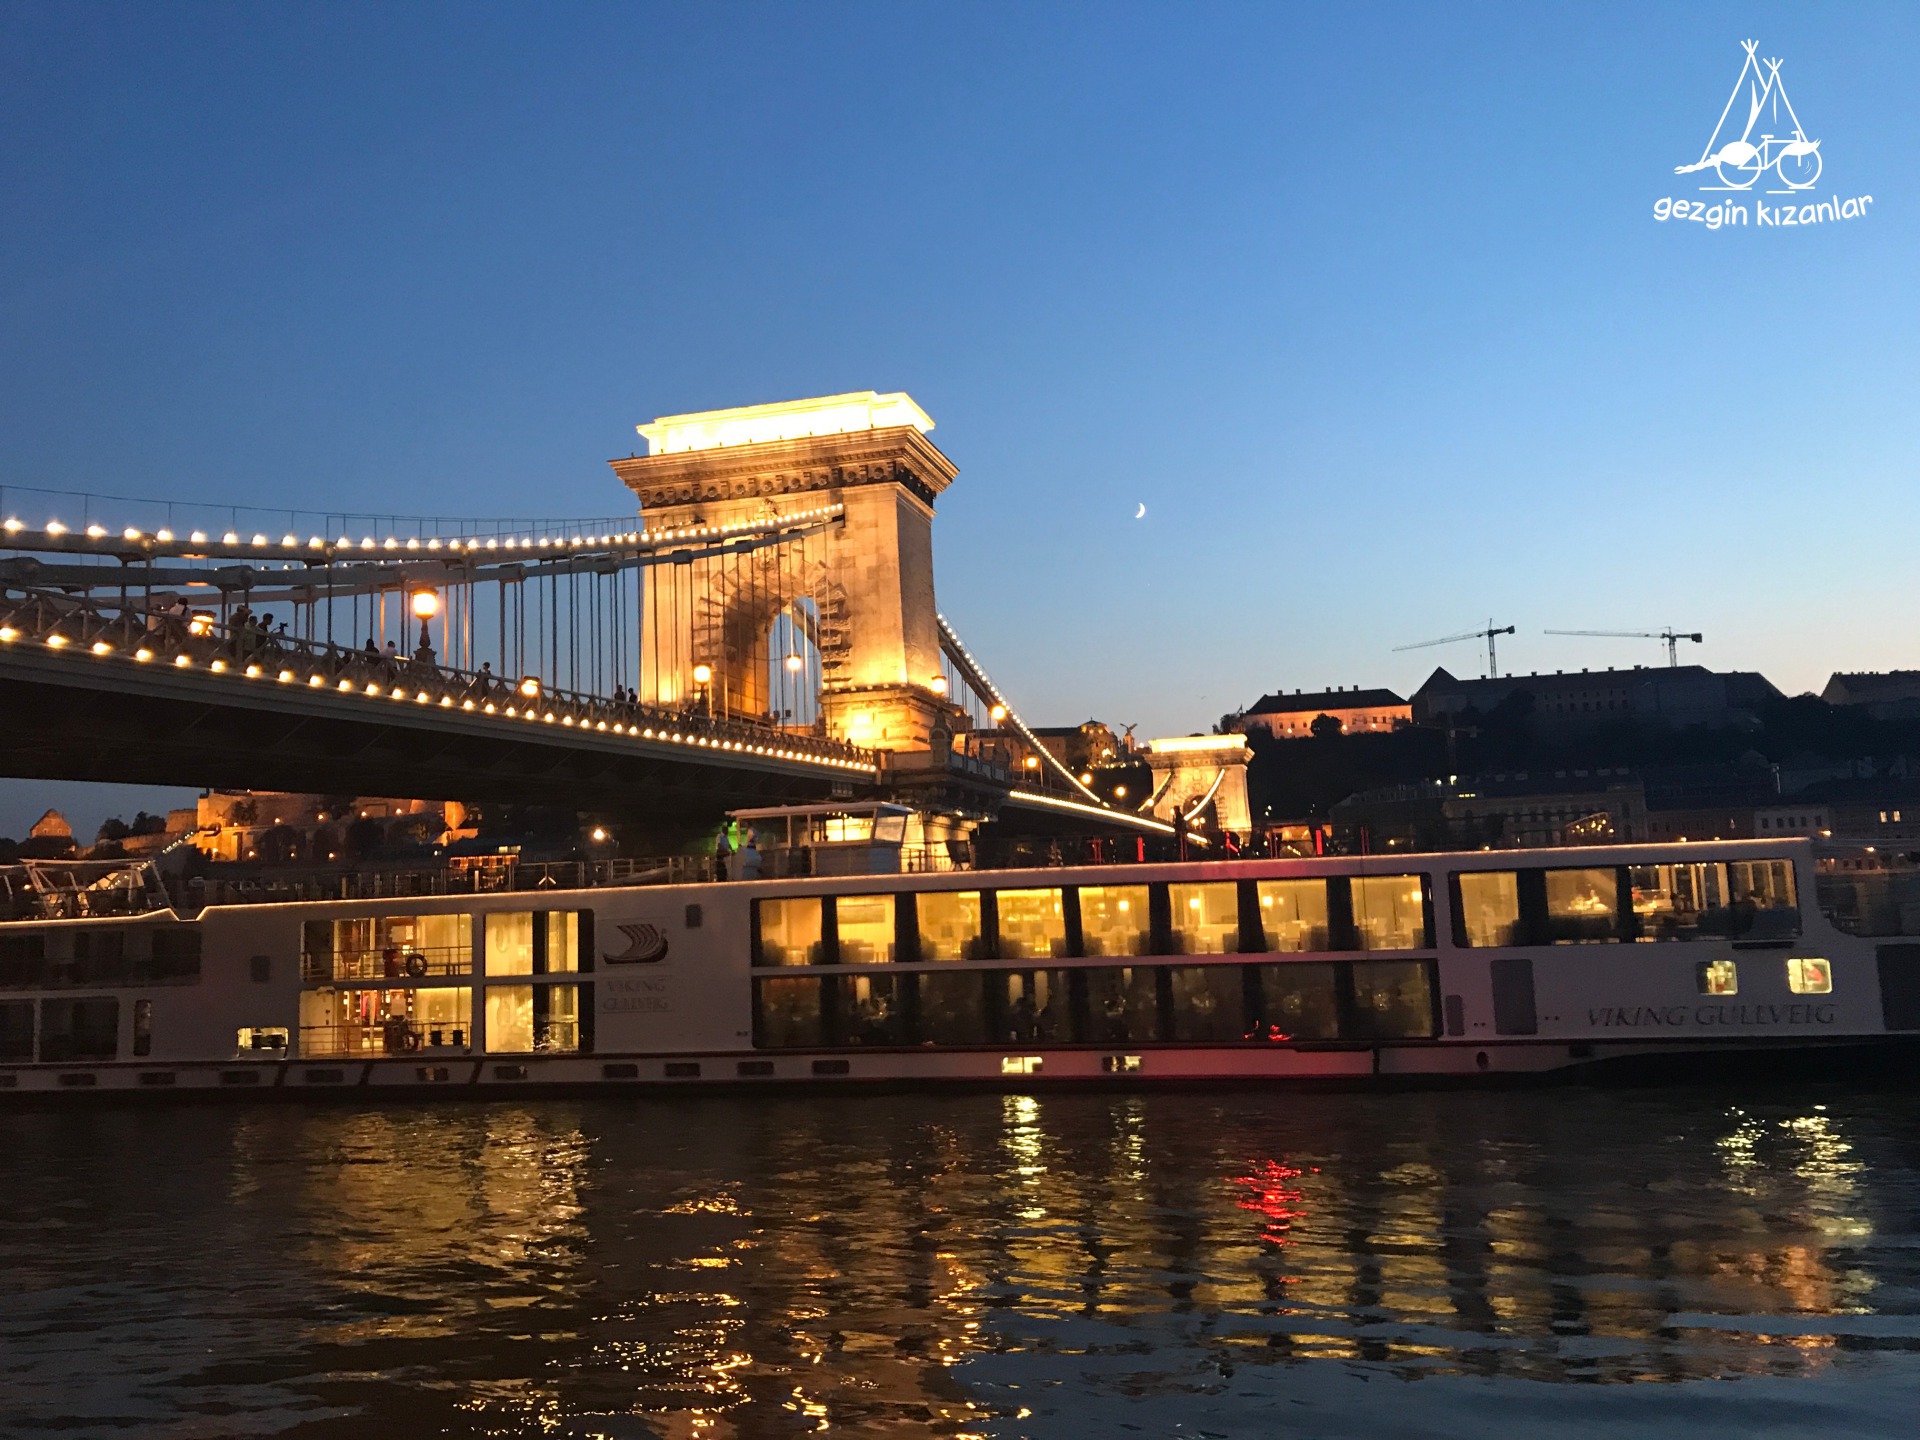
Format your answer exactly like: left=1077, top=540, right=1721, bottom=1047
left=1676, top=40, right=1822, bottom=192
left=605, top=923, right=670, bottom=965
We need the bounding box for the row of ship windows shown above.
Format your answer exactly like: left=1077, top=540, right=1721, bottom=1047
left=752, top=960, right=1438, bottom=1050
left=0, top=929, right=202, bottom=990
left=1697, top=957, right=1832, bottom=995
left=754, top=859, right=1803, bottom=967
left=300, top=911, right=590, bottom=981
left=755, top=879, right=1431, bottom=965
left=0, top=986, right=595, bottom=1065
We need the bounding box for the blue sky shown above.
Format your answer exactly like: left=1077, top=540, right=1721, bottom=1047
left=2, top=2, right=1915, bottom=837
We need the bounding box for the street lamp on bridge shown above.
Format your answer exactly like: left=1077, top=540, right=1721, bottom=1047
left=410, top=588, right=439, bottom=661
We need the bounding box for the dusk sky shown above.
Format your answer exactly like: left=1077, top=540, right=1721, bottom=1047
left=2, top=2, right=1915, bottom=836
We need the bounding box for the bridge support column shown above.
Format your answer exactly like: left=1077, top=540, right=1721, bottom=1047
left=612, top=392, right=961, bottom=751
left=1144, top=734, right=1254, bottom=835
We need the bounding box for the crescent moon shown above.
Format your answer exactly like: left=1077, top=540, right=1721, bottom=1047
left=1134, top=503, right=1147, bottom=519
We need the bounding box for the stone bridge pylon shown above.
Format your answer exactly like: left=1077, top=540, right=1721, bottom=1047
left=610, top=392, right=958, bottom=753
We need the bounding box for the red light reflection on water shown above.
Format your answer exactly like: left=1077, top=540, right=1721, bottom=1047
left=1231, top=1158, right=1310, bottom=1247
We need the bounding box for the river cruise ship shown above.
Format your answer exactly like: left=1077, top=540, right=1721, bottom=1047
left=1, top=838, right=1914, bottom=1095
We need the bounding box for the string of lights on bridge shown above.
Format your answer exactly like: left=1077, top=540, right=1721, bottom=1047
left=0, top=504, right=846, bottom=564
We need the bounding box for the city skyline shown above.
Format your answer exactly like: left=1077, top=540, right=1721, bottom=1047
left=3, top=2, right=1916, bottom=834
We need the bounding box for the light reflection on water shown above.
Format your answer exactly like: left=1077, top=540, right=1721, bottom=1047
left=3, top=1087, right=1920, bottom=1437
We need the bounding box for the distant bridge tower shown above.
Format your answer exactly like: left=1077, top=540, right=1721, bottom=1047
left=1143, top=734, right=1254, bottom=835
left=611, top=392, right=959, bottom=752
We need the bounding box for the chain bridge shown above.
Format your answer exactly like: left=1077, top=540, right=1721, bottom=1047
left=0, top=392, right=1164, bottom=839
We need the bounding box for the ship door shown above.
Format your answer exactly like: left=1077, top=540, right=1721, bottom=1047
left=1490, top=958, right=1538, bottom=1036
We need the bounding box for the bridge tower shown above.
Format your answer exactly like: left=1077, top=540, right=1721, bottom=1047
left=1143, top=734, right=1255, bottom=835
left=610, top=392, right=960, bottom=753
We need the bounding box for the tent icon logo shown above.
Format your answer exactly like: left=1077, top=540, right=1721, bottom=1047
left=1675, top=40, right=1823, bottom=192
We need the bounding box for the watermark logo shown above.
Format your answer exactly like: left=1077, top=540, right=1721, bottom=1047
left=1654, top=40, right=1871, bottom=230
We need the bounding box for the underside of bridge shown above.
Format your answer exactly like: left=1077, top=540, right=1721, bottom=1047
left=0, top=662, right=859, bottom=826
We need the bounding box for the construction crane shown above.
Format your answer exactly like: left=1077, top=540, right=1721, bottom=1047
left=1395, top=620, right=1517, bottom=678
left=1543, top=627, right=1703, bottom=667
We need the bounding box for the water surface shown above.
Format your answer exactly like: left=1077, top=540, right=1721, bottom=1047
left=5, top=1085, right=1920, bottom=1437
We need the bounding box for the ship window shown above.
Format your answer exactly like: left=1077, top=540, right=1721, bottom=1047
left=544, top=912, right=579, bottom=974
left=0, top=932, right=47, bottom=988
left=236, top=1026, right=289, bottom=1054
left=1168, top=965, right=1248, bottom=1042
left=1454, top=872, right=1522, bottom=947
left=917, top=890, right=982, bottom=961
left=1697, top=959, right=1739, bottom=995
left=486, top=984, right=577, bottom=1053
left=1251, top=963, right=1341, bottom=1042
left=754, top=897, right=823, bottom=966
left=917, top=971, right=989, bottom=1044
left=132, top=998, right=152, bottom=1056
left=1788, top=957, right=1833, bottom=994
left=146, top=926, right=202, bottom=982
left=301, top=921, right=332, bottom=981
left=328, top=914, right=472, bottom=981
left=1253, top=879, right=1330, bottom=952
left=1083, top=967, right=1161, bottom=1046
left=38, top=997, right=118, bottom=1062
left=1077, top=885, right=1150, bottom=956
left=832, top=973, right=904, bottom=1046
left=833, top=895, right=896, bottom=964
left=753, top=977, right=824, bottom=1048
left=997, top=970, right=1072, bottom=1044
left=1632, top=861, right=1800, bottom=941
left=1168, top=883, right=1240, bottom=954
left=996, top=889, right=1067, bottom=960
left=0, top=1000, right=32, bottom=1060
left=301, top=987, right=473, bottom=1057
left=485, top=913, right=536, bottom=975
left=250, top=954, right=272, bottom=983
left=1000, top=1055, right=1043, bottom=1075
left=1347, top=961, right=1436, bottom=1039
left=1544, top=868, right=1619, bottom=943
left=1351, top=875, right=1429, bottom=950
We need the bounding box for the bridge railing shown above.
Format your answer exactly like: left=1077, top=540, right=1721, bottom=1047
left=0, top=585, right=876, bottom=771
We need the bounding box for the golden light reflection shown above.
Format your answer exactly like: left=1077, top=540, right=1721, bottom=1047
left=184, top=1090, right=1912, bottom=1434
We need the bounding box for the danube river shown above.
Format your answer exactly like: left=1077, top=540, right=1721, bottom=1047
left=5, top=1086, right=1920, bottom=1437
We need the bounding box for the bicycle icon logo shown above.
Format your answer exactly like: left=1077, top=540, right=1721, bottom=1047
left=1675, top=40, right=1822, bottom=192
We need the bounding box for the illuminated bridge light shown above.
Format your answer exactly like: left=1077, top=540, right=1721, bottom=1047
left=135, top=648, right=152, bottom=662
left=91, top=640, right=112, bottom=655
left=123, top=528, right=143, bottom=541
left=41, top=633, right=68, bottom=648
left=46, top=521, right=67, bottom=536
